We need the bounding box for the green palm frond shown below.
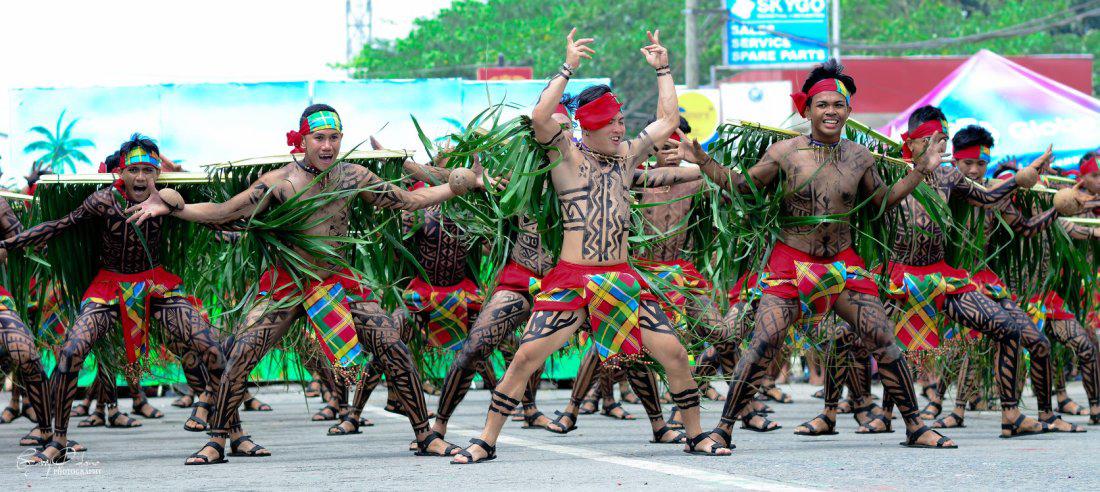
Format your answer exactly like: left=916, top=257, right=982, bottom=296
left=204, top=148, right=417, bottom=318
left=415, top=105, right=559, bottom=287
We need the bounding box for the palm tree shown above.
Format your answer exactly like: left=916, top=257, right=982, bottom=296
left=23, top=110, right=94, bottom=173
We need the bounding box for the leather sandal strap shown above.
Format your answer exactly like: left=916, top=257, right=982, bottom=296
left=468, top=438, right=495, bottom=454
left=711, top=427, right=731, bottom=446
left=908, top=425, right=931, bottom=443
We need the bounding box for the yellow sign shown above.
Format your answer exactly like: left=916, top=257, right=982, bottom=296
left=678, top=90, right=719, bottom=142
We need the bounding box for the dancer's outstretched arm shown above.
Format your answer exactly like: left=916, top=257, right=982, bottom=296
left=531, top=28, right=593, bottom=162
left=126, top=170, right=285, bottom=225
left=865, top=137, right=947, bottom=209
left=371, top=136, right=452, bottom=185
left=690, top=138, right=778, bottom=194
left=956, top=146, right=1050, bottom=205
left=1, top=191, right=105, bottom=253
left=624, top=30, right=678, bottom=167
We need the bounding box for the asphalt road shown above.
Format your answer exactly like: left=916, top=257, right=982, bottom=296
left=2, top=381, right=1097, bottom=490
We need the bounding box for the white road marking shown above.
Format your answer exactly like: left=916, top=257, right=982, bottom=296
left=361, top=406, right=819, bottom=491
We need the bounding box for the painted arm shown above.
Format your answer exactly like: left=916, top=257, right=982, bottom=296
left=958, top=147, right=1049, bottom=205
left=624, top=30, right=678, bottom=167
left=0, top=198, right=24, bottom=240
left=954, top=169, right=1018, bottom=206
left=1, top=192, right=102, bottom=251
left=531, top=28, right=594, bottom=153
left=126, top=170, right=284, bottom=225
left=1059, top=219, right=1100, bottom=240
left=371, top=136, right=451, bottom=185
left=999, top=201, right=1058, bottom=238
left=692, top=138, right=778, bottom=195
left=632, top=166, right=702, bottom=187
left=356, top=165, right=471, bottom=211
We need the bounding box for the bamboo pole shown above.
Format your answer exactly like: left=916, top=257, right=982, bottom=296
left=203, top=149, right=410, bottom=170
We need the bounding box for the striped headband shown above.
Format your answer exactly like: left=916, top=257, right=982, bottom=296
left=287, top=110, right=343, bottom=153
left=121, top=146, right=160, bottom=169
left=953, top=145, right=991, bottom=163
left=790, top=78, right=852, bottom=117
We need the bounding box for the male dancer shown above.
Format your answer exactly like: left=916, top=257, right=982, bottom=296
left=0, top=197, right=57, bottom=452
left=128, top=104, right=485, bottom=464
left=428, top=214, right=556, bottom=434
left=424, top=104, right=577, bottom=439
left=694, top=60, right=956, bottom=449
left=66, top=151, right=268, bottom=433
left=824, top=125, right=1087, bottom=435
left=934, top=137, right=1100, bottom=429
left=326, top=140, right=492, bottom=436
left=1, top=135, right=232, bottom=463
left=452, top=29, right=731, bottom=463
left=809, top=109, right=1050, bottom=438
left=556, top=117, right=780, bottom=438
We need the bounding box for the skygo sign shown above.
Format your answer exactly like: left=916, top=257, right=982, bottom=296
left=724, top=0, right=830, bottom=68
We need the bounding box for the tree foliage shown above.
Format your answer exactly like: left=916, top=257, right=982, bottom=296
left=842, top=0, right=1100, bottom=94
left=345, top=0, right=1098, bottom=131
left=345, top=0, right=725, bottom=130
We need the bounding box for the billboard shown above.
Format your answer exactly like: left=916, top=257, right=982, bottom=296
left=720, top=80, right=795, bottom=127
left=724, top=0, right=830, bottom=68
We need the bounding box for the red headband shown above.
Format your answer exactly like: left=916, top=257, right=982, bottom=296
left=953, top=145, right=990, bottom=162
left=790, top=78, right=852, bottom=117
left=1081, top=155, right=1100, bottom=181
left=554, top=104, right=569, bottom=116
left=575, top=92, right=622, bottom=131
left=901, top=119, right=948, bottom=159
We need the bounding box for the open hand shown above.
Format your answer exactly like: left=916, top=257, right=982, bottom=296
left=1027, top=144, right=1054, bottom=173
left=916, top=136, right=950, bottom=174
left=658, top=130, right=692, bottom=163
left=154, top=153, right=183, bottom=172
left=686, top=138, right=713, bottom=165
left=565, top=28, right=596, bottom=69
left=124, top=191, right=171, bottom=225
left=640, top=30, right=668, bottom=69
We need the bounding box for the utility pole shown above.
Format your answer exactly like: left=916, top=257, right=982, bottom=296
left=346, top=0, right=372, bottom=63
left=685, top=0, right=698, bottom=88
left=831, top=0, right=840, bottom=61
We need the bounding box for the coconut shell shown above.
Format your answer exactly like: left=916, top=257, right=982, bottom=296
left=1053, top=187, right=1084, bottom=216
left=159, top=188, right=185, bottom=210
left=1014, top=167, right=1039, bottom=189
left=448, top=168, right=477, bottom=196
